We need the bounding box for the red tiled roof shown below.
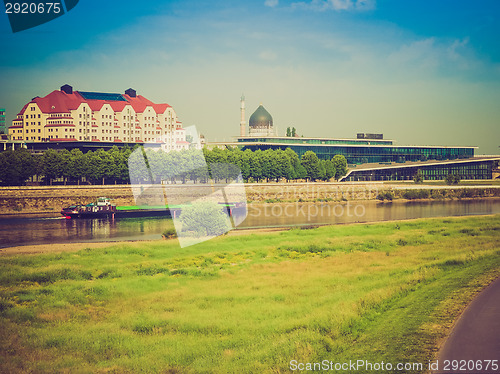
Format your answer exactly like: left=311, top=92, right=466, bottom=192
left=152, top=103, right=171, bottom=114
left=114, top=126, right=120, bottom=128
left=17, top=103, right=29, bottom=116
left=17, top=89, right=172, bottom=116
left=176, top=140, right=190, bottom=144
left=113, top=139, right=123, bottom=142
left=9, top=125, right=23, bottom=129
left=45, top=124, right=76, bottom=127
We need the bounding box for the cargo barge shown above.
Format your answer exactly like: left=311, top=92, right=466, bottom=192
left=61, top=197, right=244, bottom=219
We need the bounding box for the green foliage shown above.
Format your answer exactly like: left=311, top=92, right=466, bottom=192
left=322, top=159, right=336, bottom=181
left=402, top=189, right=430, bottom=199
left=0, top=144, right=350, bottom=186
left=162, top=228, right=177, bottom=239
left=413, top=169, right=423, bottom=184
left=301, top=151, right=321, bottom=181
left=41, top=149, right=63, bottom=184
left=179, top=201, right=231, bottom=237
left=445, top=174, right=461, bottom=185
left=0, top=148, right=37, bottom=185
left=332, top=154, right=348, bottom=180
left=377, top=190, right=394, bottom=201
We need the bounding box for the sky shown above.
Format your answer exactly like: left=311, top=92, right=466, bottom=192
left=1, top=0, right=499, bottom=154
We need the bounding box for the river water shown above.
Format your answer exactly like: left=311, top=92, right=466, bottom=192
left=0, top=199, right=499, bottom=248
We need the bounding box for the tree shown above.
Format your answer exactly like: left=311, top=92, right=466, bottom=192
left=247, top=149, right=262, bottom=182
left=445, top=174, right=460, bottom=185
left=318, top=160, right=326, bottom=181
left=68, top=148, right=88, bottom=185
left=0, top=148, right=37, bottom=186
left=127, top=148, right=147, bottom=184
left=42, top=149, right=63, bottom=185
left=286, top=127, right=291, bottom=137
left=300, top=151, right=321, bottom=181
left=179, top=201, right=231, bottom=237
left=332, top=155, right=348, bottom=180
left=322, top=159, right=336, bottom=181
left=413, top=169, right=423, bottom=184
left=291, top=127, right=296, bottom=137
left=296, top=163, right=308, bottom=180
left=284, top=148, right=301, bottom=181
left=275, top=149, right=293, bottom=182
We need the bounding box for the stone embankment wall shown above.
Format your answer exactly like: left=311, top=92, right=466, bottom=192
left=1, top=183, right=498, bottom=215
left=0, top=186, right=136, bottom=214
left=0, top=183, right=380, bottom=215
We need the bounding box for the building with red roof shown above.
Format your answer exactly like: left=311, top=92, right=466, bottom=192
left=8, top=85, right=185, bottom=147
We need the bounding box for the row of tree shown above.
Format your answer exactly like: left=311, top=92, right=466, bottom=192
left=0, top=146, right=348, bottom=186
left=0, top=147, right=132, bottom=186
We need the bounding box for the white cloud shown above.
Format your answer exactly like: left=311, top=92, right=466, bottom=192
left=386, top=37, right=480, bottom=74
left=258, top=50, right=278, bottom=61
left=264, top=0, right=279, bottom=7
left=291, top=0, right=375, bottom=11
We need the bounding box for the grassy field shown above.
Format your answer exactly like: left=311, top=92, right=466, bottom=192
left=1, top=215, right=499, bottom=373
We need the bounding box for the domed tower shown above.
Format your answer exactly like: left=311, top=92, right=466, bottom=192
left=248, top=104, right=276, bottom=136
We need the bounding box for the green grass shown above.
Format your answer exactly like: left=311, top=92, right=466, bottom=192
left=1, top=215, right=499, bottom=373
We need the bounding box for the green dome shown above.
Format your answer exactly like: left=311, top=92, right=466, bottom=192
left=249, top=105, right=273, bottom=128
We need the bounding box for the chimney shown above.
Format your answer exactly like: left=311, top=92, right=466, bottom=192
left=61, top=84, right=73, bottom=94
left=125, top=88, right=136, bottom=98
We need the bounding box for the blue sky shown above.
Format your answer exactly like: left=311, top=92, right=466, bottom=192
left=1, top=0, right=499, bottom=154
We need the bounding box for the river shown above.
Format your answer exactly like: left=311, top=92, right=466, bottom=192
left=1, top=199, right=499, bottom=248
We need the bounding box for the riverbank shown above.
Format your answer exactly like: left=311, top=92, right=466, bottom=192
left=0, top=215, right=499, bottom=373
left=1, top=183, right=500, bottom=215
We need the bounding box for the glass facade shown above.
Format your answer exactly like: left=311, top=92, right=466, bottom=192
left=238, top=137, right=393, bottom=146
left=239, top=140, right=474, bottom=164
left=343, top=160, right=495, bottom=181
left=0, top=108, right=5, bottom=134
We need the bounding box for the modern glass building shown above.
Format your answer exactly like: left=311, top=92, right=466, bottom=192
left=0, top=108, right=5, bottom=134
left=340, top=158, right=499, bottom=181
left=236, top=136, right=475, bottom=164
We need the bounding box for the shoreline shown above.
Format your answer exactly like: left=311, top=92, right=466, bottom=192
left=1, top=213, right=498, bottom=256
left=1, top=195, right=499, bottom=219
left=1, top=183, right=499, bottom=216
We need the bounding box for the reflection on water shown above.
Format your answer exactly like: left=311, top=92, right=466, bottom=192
left=0, top=216, right=167, bottom=248
left=0, top=199, right=499, bottom=248
left=241, top=199, right=500, bottom=228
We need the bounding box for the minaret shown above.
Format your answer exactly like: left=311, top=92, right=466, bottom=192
left=240, top=94, right=246, bottom=137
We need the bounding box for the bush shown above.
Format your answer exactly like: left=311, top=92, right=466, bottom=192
left=162, top=228, right=177, bottom=239
left=377, top=191, right=394, bottom=201
left=402, top=189, right=430, bottom=200
left=445, top=174, right=461, bottom=185
left=413, top=170, right=423, bottom=184
left=179, top=201, right=231, bottom=237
